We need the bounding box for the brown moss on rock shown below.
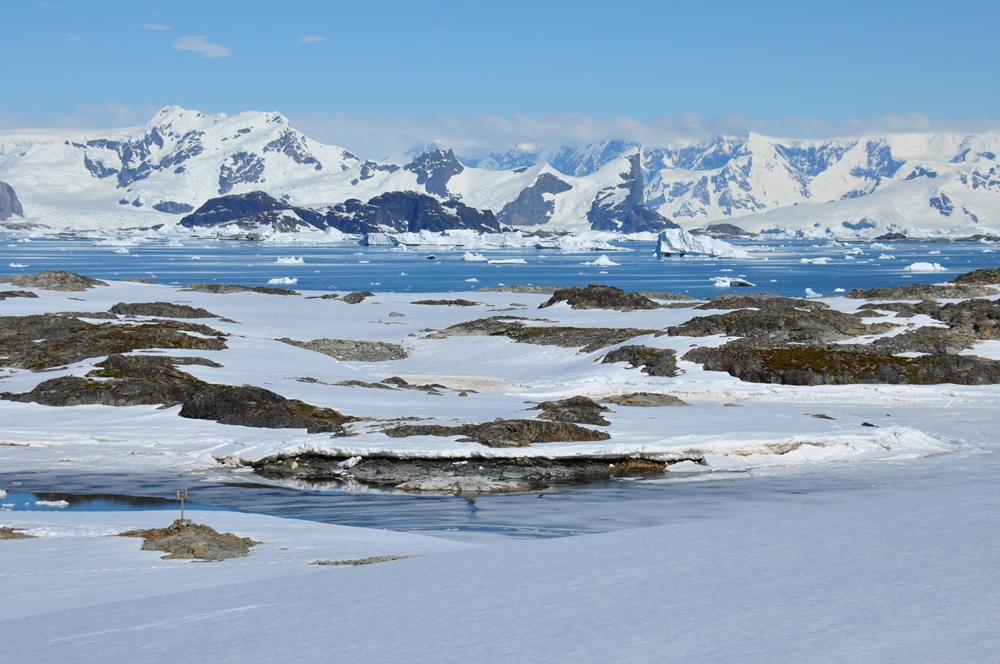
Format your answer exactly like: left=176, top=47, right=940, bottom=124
left=118, top=519, right=258, bottom=561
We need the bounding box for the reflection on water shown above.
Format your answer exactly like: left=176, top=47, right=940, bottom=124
left=1, top=491, right=227, bottom=513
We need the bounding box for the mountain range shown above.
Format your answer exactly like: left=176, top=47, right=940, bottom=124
left=0, top=106, right=998, bottom=237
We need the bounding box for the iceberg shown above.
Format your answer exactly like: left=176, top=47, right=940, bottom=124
left=804, top=288, right=823, bottom=298
left=267, top=277, right=298, bottom=285
left=905, top=262, right=947, bottom=273
left=656, top=229, right=750, bottom=259
left=710, top=276, right=755, bottom=288
left=581, top=255, right=620, bottom=266
left=461, top=252, right=487, bottom=262
left=274, top=256, right=305, bottom=265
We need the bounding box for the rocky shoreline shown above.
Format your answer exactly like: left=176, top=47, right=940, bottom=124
left=1, top=271, right=998, bottom=492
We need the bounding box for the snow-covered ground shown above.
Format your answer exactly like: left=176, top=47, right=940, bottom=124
left=3, top=276, right=1000, bottom=660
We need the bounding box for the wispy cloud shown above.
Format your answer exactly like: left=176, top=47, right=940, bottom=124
left=172, top=35, right=232, bottom=59
left=139, top=23, right=171, bottom=31
left=297, top=35, right=324, bottom=44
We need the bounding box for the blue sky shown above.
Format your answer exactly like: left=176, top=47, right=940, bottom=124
left=4, top=0, right=999, bottom=154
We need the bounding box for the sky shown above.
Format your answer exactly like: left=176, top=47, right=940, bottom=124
left=4, top=0, right=1000, bottom=156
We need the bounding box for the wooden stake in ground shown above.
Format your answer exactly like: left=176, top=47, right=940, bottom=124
left=176, top=489, right=187, bottom=520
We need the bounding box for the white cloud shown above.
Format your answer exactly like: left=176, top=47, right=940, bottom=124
left=297, top=35, right=324, bottom=43
left=172, top=35, right=232, bottom=59
left=139, top=24, right=171, bottom=31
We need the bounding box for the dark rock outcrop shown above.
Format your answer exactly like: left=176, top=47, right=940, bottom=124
left=950, top=268, right=1000, bottom=286
left=539, top=284, right=659, bottom=312
left=179, top=283, right=299, bottom=295
left=845, top=284, right=996, bottom=300
left=602, top=345, right=678, bottom=377
left=152, top=201, right=194, bottom=214
left=692, top=223, right=753, bottom=238
left=341, top=291, right=374, bottom=304
left=0, top=315, right=227, bottom=370
left=0, top=181, right=24, bottom=221
left=411, top=299, right=479, bottom=307
left=429, top=316, right=656, bottom=353
left=497, top=173, right=573, bottom=226
left=664, top=307, right=890, bottom=344
left=530, top=395, right=611, bottom=425
left=383, top=418, right=611, bottom=448
left=178, top=385, right=351, bottom=433
left=180, top=190, right=503, bottom=235
left=0, top=271, right=107, bottom=292
left=683, top=344, right=1000, bottom=386
left=2, top=353, right=354, bottom=434
left=110, top=302, right=222, bottom=319
left=696, top=293, right=828, bottom=311
left=0, top=290, right=38, bottom=300
left=586, top=153, right=680, bottom=233
left=402, top=148, right=464, bottom=198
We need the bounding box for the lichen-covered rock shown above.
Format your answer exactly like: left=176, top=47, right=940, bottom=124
left=695, top=293, right=828, bottom=311
left=663, top=307, right=889, bottom=344
left=684, top=344, right=1000, bottom=386
left=383, top=418, right=611, bottom=447
left=118, top=519, right=258, bottom=560
left=539, top=283, right=660, bottom=312
left=277, top=337, right=408, bottom=362
left=0, top=270, right=107, bottom=292
left=110, top=302, right=222, bottom=319
left=0, top=314, right=227, bottom=370
left=429, top=316, right=655, bottom=352
left=179, top=283, right=299, bottom=295
left=411, top=299, right=479, bottom=306
left=601, top=345, right=678, bottom=377
left=845, top=284, right=996, bottom=300
left=948, top=268, right=1000, bottom=286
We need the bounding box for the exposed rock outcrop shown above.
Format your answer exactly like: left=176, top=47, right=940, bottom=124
left=539, top=284, right=660, bottom=312
left=0, top=181, right=24, bottom=221
left=844, top=284, right=996, bottom=300
left=383, top=418, right=611, bottom=448
left=949, top=268, right=1000, bottom=286
left=586, top=153, right=680, bottom=233
left=683, top=344, right=1000, bottom=386
left=663, top=307, right=891, bottom=344
left=0, top=290, right=38, bottom=300
left=0, top=314, right=227, bottom=370
left=118, top=519, right=258, bottom=561
left=428, top=316, right=656, bottom=352
left=602, top=345, right=678, bottom=377
left=0, top=270, right=107, bottom=292
left=530, top=395, right=611, bottom=425
left=277, top=337, right=408, bottom=362
left=179, top=283, right=299, bottom=295
left=497, top=173, right=573, bottom=226
left=110, top=302, right=222, bottom=319
left=603, top=393, right=690, bottom=407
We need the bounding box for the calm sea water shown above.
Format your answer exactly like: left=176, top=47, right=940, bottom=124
left=3, top=237, right=997, bottom=298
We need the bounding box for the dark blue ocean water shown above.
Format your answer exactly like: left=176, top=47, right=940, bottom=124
left=3, top=238, right=997, bottom=298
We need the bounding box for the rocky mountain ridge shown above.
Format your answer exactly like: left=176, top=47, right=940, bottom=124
left=1, top=106, right=998, bottom=237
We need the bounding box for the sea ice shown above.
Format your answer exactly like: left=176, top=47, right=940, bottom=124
left=267, top=277, right=298, bottom=285
left=274, top=257, right=305, bottom=265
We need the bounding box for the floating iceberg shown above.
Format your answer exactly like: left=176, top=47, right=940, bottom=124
left=805, top=288, right=823, bottom=298
left=274, top=256, right=305, bottom=265
left=488, top=258, right=527, bottom=265
left=267, top=277, right=298, bottom=285
left=35, top=500, right=69, bottom=508
left=878, top=254, right=896, bottom=260
left=800, top=257, right=832, bottom=265
left=8, top=262, right=27, bottom=268
left=581, top=254, right=620, bottom=267
left=711, top=276, right=755, bottom=288
left=656, top=229, right=750, bottom=259
left=905, top=262, right=947, bottom=273
left=462, top=252, right=487, bottom=262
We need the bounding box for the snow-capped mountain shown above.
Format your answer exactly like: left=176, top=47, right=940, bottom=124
left=1, top=105, right=998, bottom=238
